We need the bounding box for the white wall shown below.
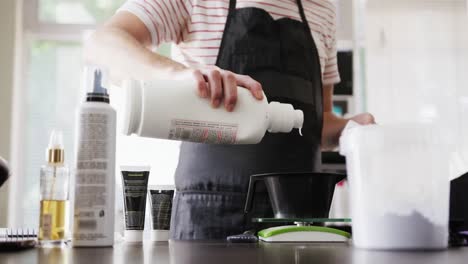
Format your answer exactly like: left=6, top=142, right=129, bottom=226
left=0, top=0, right=17, bottom=226
left=335, top=0, right=354, bottom=45
left=454, top=5, right=468, bottom=177
left=363, top=0, right=468, bottom=178
left=455, top=2, right=468, bottom=99
left=365, top=0, right=467, bottom=125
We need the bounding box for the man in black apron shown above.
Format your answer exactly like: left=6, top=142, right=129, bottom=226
left=171, top=0, right=333, bottom=240
left=88, top=0, right=376, bottom=240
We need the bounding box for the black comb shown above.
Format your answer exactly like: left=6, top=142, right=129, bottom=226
left=0, top=228, right=37, bottom=251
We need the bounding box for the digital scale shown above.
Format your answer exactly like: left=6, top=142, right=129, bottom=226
left=242, top=172, right=351, bottom=243
left=253, top=218, right=351, bottom=243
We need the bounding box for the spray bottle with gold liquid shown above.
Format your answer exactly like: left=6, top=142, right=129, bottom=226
left=39, top=130, right=70, bottom=246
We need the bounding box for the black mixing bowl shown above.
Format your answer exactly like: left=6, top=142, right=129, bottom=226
left=244, top=172, right=346, bottom=219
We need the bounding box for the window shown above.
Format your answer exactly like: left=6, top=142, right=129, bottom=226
left=38, top=0, right=125, bottom=24
left=10, top=0, right=177, bottom=229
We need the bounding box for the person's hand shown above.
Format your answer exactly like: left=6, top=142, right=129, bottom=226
left=178, top=66, right=264, bottom=112
left=349, top=112, right=376, bottom=125
left=322, top=112, right=376, bottom=150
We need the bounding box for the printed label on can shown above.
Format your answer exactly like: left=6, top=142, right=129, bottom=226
left=168, top=119, right=238, bottom=144
left=74, top=112, right=110, bottom=242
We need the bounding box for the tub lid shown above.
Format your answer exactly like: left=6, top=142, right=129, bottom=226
left=339, top=121, right=452, bottom=156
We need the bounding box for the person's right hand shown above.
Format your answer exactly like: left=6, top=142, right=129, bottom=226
left=177, top=66, right=264, bottom=112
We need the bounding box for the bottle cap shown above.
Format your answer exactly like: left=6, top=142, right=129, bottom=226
left=124, top=230, right=143, bottom=243
left=83, top=65, right=110, bottom=103
left=294, top=110, right=304, bottom=130
left=267, top=102, right=304, bottom=134
left=46, top=130, right=64, bottom=164
left=294, top=110, right=304, bottom=136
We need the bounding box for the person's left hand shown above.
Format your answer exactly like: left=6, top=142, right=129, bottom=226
left=322, top=112, right=376, bottom=150
left=348, top=112, right=376, bottom=125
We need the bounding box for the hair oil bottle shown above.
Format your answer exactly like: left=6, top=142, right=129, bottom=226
left=39, top=130, right=70, bottom=247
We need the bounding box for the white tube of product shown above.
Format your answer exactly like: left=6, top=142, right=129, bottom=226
left=72, top=66, right=116, bottom=247
left=121, top=79, right=304, bottom=144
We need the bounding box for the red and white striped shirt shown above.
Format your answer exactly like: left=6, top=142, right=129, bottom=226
left=119, top=0, right=340, bottom=85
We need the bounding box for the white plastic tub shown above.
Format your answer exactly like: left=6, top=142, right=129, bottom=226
left=340, top=122, right=450, bottom=250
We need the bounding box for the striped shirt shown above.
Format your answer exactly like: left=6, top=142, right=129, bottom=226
left=119, top=0, right=340, bottom=85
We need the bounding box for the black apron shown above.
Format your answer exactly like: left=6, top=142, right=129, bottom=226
left=170, top=0, right=324, bottom=240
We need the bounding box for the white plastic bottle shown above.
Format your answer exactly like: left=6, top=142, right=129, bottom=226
left=122, top=79, right=304, bottom=144
left=72, top=66, right=116, bottom=247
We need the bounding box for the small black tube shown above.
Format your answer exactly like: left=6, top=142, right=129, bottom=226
left=149, top=189, right=174, bottom=231
left=121, top=167, right=150, bottom=233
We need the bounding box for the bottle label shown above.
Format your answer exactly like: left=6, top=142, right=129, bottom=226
left=168, top=119, right=238, bottom=144
left=74, top=112, right=111, bottom=242
left=41, top=213, right=52, bottom=239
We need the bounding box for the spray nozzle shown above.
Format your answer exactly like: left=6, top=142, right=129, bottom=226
left=83, top=65, right=110, bottom=103
left=48, top=130, right=64, bottom=150
left=93, top=69, right=107, bottom=95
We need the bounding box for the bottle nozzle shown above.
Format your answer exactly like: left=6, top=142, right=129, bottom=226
left=294, top=110, right=304, bottom=136
left=47, top=130, right=65, bottom=164
left=48, top=130, right=64, bottom=149
left=267, top=102, right=304, bottom=134
left=293, top=110, right=304, bottom=129
left=83, top=65, right=110, bottom=103
left=93, top=69, right=107, bottom=94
